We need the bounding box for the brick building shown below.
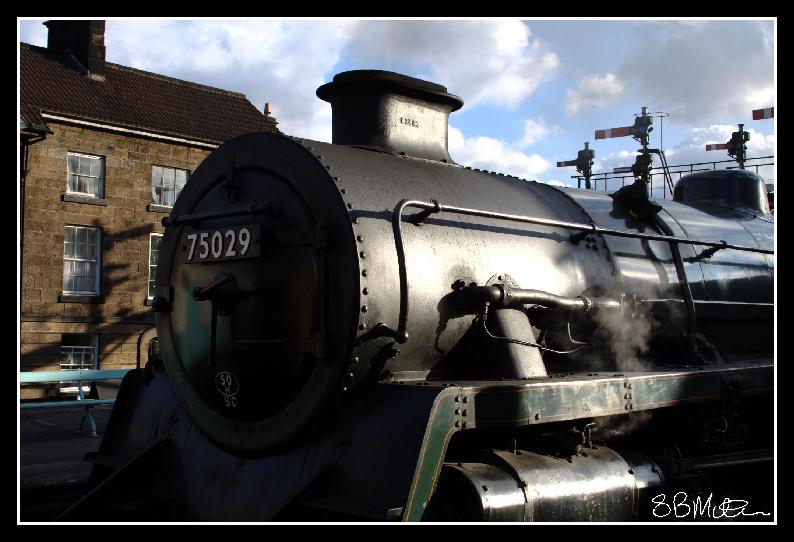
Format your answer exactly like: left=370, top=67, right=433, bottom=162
left=20, top=21, right=279, bottom=397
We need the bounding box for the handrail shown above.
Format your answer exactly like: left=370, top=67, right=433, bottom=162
left=20, top=368, right=131, bottom=436
left=390, top=199, right=773, bottom=345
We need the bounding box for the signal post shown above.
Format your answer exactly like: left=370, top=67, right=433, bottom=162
left=557, top=142, right=595, bottom=189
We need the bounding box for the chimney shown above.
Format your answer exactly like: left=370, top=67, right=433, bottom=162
left=316, top=70, right=463, bottom=163
left=44, top=20, right=106, bottom=81
left=264, top=102, right=272, bottom=116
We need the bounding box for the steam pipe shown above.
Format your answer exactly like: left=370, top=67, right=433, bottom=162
left=450, top=284, right=621, bottom=315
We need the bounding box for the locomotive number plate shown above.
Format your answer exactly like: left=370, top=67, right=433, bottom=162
left=182, top=224, right=260, bottom=263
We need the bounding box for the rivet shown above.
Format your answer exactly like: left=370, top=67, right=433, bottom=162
left=361, top=269, right=368, bottom=277
left=482, top=485, right=489, bottom=492
left=454, top=421, right=461, bottom=428
left=361, top=305, right=368, bottom=313
left=625, top=405, right=630, bottom=410
left=454, top=408, right=460, bottom=415
left=359, top=322, right=367, bottom=330
left=341, top=189, right=347, bottom=194
left=357, top=235, right=364, bottom=242
left=359, top=251, right=366, bottom=259
left=362, top=288, right=369, bottom=295
left=535, top=413, right=540, bottom=420
left=348, top=372, right=355, bottom=379
left=455, top=396, right=461, bottom=402
left=315, top=154, right=323, bottom=159
left=461, top=421, right=467, bottom=429
left=333, top=176, right=340, bottom=182
left=462, top=409, right=467, bottom=417
left=352, top=217, right=359, bottom=224
left=462, top=396, right=468, bottom=403
left=347, top=203, right=354, bottom=209
left=353, top=356, right=359, bottom=363
left=325, top=165, right=332, bottom=170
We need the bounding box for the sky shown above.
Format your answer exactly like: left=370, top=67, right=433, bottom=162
left=19, top=18, right=776, bottom=196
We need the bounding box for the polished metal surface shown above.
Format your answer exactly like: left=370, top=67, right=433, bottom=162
left=152, top=69, right=773, bottom=456
left=427, top=446, right=663, bottom=521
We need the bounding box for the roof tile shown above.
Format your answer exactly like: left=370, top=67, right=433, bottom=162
left=21, top=43, right=279, bottom=144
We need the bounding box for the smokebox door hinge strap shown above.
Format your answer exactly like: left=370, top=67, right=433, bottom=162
left=162, top=201, right=280, bottom=227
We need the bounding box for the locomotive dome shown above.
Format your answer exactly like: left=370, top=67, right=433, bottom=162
left=673, top=169, right=771, bottom=215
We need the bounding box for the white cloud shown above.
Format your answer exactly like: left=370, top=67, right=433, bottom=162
left=19, top=19, right=47, bottom=46
left=664, top=124, right=775, bottom=181
left=517, top=118, right=563, bottom=148
left=346, top=20, right=559, bottom=108
left=565, top=73, right=625, bottom=115
left=617, top=21, right=774, bottom=124
left=100, top=20, right=357, bottom=141
left=20, top=20, right=565, bottom=142
left=449, top=125, right=552, bottom=180
left=591, top=150, right=635, bottom=174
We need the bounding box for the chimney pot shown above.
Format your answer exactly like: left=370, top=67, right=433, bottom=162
left=264, top=103, right=272, bottom=116
left=316, top=70, right=463, bottom=163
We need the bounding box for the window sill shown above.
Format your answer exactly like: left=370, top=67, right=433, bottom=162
left=62, top=193, right=108, bottom=206
left=147, top=204, right=174, bottom=214
left=58, top=294, right=104, bottom=304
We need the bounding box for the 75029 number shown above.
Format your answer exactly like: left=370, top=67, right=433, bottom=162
left=182, top=224, right=260, bottom=263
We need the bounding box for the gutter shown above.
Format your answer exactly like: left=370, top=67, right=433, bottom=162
left=41, top=113, right=220, bottom=150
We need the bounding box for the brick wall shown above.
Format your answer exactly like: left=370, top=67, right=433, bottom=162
left=20, top=121, right=212, bottom=395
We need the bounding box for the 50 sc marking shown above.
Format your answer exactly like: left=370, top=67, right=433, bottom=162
left=182, top=224, right=261, bottom=263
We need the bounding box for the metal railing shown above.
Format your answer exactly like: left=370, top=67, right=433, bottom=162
left=573, top=156, right=774, bottom=199
left=20, top=369, right=130, bottom=437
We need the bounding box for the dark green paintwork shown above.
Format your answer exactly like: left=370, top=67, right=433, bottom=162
left=400, top=362, right=772, bottom=521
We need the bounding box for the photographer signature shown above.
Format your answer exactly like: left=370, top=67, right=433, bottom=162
left=652, top=492, right=771, bottom=519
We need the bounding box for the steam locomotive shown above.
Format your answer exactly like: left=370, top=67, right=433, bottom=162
left=62, top=71, right=774, bottom=522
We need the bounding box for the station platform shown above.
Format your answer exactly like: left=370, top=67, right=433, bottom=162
left=19, top=404, right=113, bottom=521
